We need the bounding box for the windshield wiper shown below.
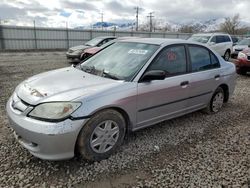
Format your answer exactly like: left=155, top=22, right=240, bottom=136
left=102, top=71, right=120, bottom=80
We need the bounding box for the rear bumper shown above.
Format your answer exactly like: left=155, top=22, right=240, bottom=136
left=6, top=98, right=88, bottom=160
left=234, top=59, right=250, bottom=68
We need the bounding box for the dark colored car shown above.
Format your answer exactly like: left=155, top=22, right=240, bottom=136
left=66, top=36, right=116, bottom=63
left=235, top=47, right=250, bottom=75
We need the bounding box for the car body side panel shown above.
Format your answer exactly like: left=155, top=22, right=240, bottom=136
left=185, top=69, right=222, bottom=110
left=71, top=82, right=138, bottom=128
left=136, top=75, right=189, bottom=129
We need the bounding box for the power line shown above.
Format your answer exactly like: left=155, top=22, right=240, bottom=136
left=147, top=12, right=154, bottom=32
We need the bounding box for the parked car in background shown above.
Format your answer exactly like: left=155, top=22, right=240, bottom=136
left=235, top=47, right=250, bottom=75
left=231, top=36, right=240, bottom=46
left=231, top=38, right=250, bottom=59
left=79, top=37, right=139, bottom=61
left=66, top=36, right=116, bottom=63
left=6, top=38, right=236, bottom=161
left=188, top=33, right=233, bottom=61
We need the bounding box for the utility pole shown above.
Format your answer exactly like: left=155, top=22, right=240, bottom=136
left=100, top=12, right=104, bottom=30
left=134, top=7, right=139, bottom=31
left=66, top=21, right=69, bottom=49
left=147, top=12, right=154, bottom=32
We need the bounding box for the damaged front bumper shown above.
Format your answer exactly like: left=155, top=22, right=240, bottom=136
left=6, top=97, right=88, bottom=160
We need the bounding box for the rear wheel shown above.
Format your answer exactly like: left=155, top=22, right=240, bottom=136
left=224, top=50, right=230, bottom=61
left=204, top=87, right=225, bottom=114
left=77, top=109, right=126, bottom=161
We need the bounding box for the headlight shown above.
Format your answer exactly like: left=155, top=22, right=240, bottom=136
left=238, top=52, right=247, bottom=60
left=29, top=102, right=81, bottom=121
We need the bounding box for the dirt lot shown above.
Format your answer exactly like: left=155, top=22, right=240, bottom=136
left=0, top=52, right=249, bottom=188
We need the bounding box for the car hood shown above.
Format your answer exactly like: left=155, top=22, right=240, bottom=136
left=234, top=45, right=248, bottom=50
left=242, top=48, right=250, bottom=54
left=70, top=45, right=90, bottom=51
left=16, top=67, right=121, bottom=105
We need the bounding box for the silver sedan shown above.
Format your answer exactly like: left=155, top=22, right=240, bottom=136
left=6, top=38, right=236, bottom=161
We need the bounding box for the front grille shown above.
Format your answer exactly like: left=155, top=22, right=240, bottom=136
left=11, top=93, right=29, bottom=113
left=235, top=49, right=242, bottom=52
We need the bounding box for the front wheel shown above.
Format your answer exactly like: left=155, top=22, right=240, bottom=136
left=204, top=87, right=225, bottom=114
left=77, top=109, right=126, bottom=161
left=224, top=50, right=230, bottom=61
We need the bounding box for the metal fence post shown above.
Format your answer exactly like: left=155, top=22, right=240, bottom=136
left=66, top=22, right=69, bottom=49
left=113, top=26, right=116, bottom=36
left=33, top=20, right=37, bottom=49
left=0, top=25, right=5, bottom=50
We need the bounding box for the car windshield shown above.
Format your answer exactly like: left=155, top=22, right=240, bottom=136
left=85, top=38, right=104, bottom=46
left=188, top=35, right=211, bottom=43
left=100, top=40, right=116, bottom=49
left=238, top=38, right=250, bottom=45
left=80, top=42, right=159, bottom=81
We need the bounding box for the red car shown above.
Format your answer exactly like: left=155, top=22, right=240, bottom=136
left=235, top=47, right=250, bottom=75
left=79, top=46, right=102, bottom=61
left=79, top=37, right=139, bottom=61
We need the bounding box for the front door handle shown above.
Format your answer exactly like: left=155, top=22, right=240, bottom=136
left=180, top=81, right=189, bottom=87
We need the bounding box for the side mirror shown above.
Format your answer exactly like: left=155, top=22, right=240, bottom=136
left=141, top=70, right=166, bottom=82
left=208, top=42, right=215, bottom=46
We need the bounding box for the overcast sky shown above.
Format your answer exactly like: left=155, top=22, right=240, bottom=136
left=0, top=0, right=249, bottom=28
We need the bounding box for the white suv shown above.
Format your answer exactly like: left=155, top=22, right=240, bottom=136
left=188, top=33, right=233, bottom=61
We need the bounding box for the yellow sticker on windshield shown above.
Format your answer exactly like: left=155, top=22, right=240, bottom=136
left=128, top=49, right=148, bottom=55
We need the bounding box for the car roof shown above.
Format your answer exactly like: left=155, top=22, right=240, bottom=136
left=119, top=38, right=201, bottom=46
left=95, top=36, right=117, bottom=39
left=192, top=33, right=230, bottom=36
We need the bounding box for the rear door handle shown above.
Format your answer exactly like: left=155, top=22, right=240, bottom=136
left=214, top=75, right=220, bottom=79
left=180, top=81, right=189, bottom=86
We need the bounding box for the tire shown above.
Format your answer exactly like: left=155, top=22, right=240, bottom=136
left=77, top=109, right=126, bottom=161
left=224, top=50, right=230, bottom=61
left=204, top=87, right=225, bottom=114
left=236, top=68, right=247, bottom=75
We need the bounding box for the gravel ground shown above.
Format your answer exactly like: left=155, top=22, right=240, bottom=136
left=0, top=51, right=249, bottom=188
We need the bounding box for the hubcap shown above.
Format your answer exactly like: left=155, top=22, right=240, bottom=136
left=225, top=52, right=230, bottom=61
left=212, top=92, right=224, bottom=112
left=90, top=120, right=119, bottom=153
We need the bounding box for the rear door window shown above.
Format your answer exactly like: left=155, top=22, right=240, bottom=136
left=188, top=45, right=220, bottom=72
